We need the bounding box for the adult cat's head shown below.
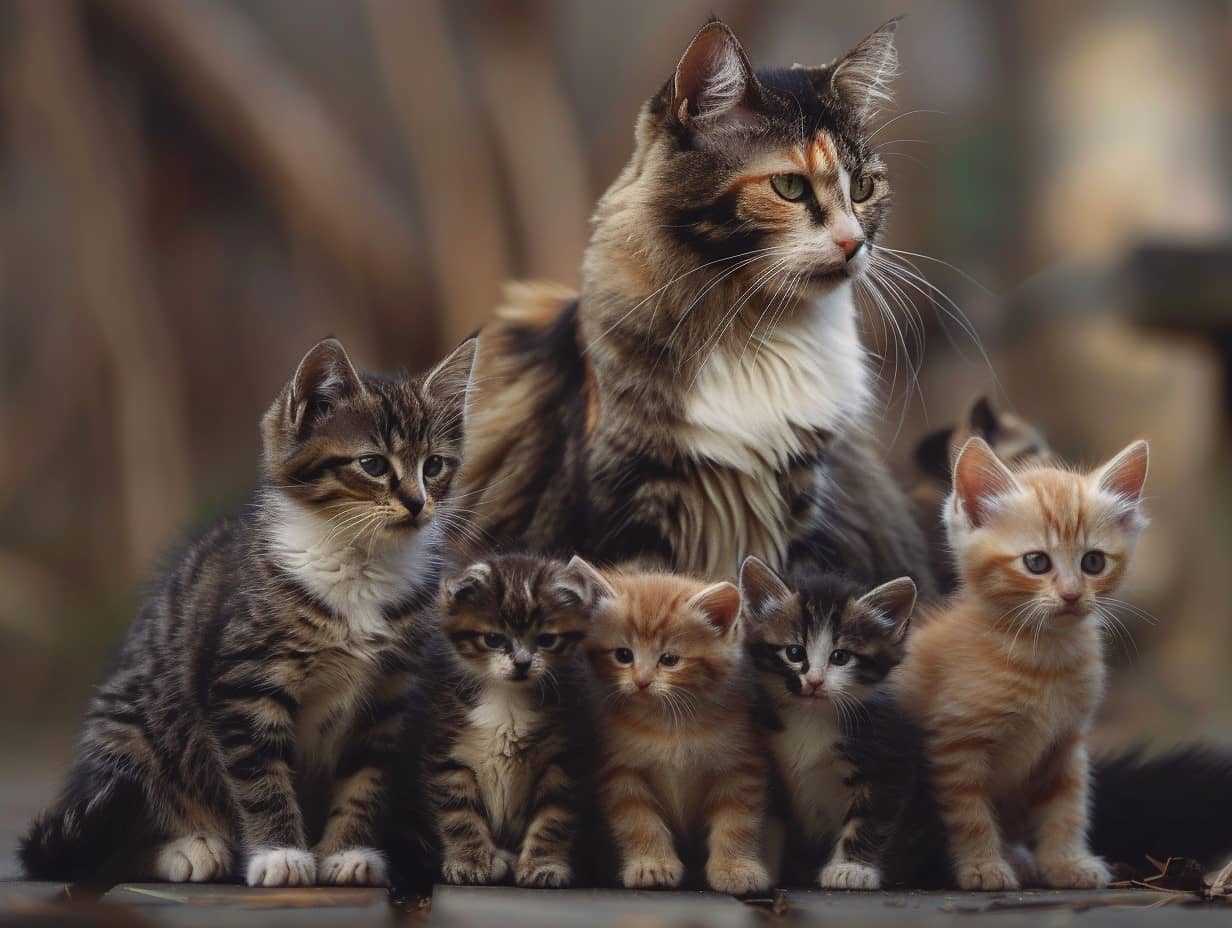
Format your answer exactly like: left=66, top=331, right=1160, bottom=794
left=585, top=19, right=899, bottom=336
left=260, top=337, right=476, bottom=546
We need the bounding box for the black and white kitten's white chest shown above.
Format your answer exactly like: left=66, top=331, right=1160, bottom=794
left=771, top=703, right=855, bottom=842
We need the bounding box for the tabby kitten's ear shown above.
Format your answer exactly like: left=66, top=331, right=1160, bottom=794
left=423, top=338, right=478, bottom=410
left=564, top=555, right=617, bottom=604
left=288, top=338, right=363, bottom=436
left=671, top=21, right=762, bottom=133
left=952, top=437, right=1019, bottom=529
left=688, top=581, right=743, bottom=638
left=857, top=576, right=917, bottom=642
left=738, top=556, right=791, bottom=623
left=829, top=18, right=900, bottom=123
left=443, top=561, right=493, bottom=613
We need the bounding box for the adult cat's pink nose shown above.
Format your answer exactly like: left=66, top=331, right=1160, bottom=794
left=836, top=238, right=862, bottom=261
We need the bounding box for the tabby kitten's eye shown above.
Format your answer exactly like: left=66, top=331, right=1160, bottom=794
left=1081, top=551, right=1106, bottom=575
left=770, top=174, right=810, bottom=202
left=535, top=633, right=559, bottom=650
left=829, top=649, right=852, bottom=667
left=851, top=172, right=875, bottom=203
left=659, top=653, right=680, bottom=667
left=423, top=455, right=445, bottom=478
left=358, top=454, right=389, bottom=477
left=1023, top=552, right=1052, bottom=574
left=483, top=633, right=507, bottom=649
left=614, top=647, right=634, bottom=665
left=781, top=645, right=806, bottom=664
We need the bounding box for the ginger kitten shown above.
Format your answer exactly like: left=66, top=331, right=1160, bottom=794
left=580, top=563, right=771, bottom=894
left=900, top=437, right=1150, bottom=891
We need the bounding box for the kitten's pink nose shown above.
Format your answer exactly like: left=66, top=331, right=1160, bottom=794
left=835, top=237, right=862, bottom=261
left=1060, top=590, right=1083, bottom=605
left=802, top=674, right=825, bottom=695
left=634, top=675, right=654, bottom=691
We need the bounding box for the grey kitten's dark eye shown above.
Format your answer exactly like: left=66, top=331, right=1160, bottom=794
left=1024, top=552, right=1052, bottom=574
left=423, top=455, right=445, bottom=478
left=770, top=174, right=809, bottom=202
left=1081, top=551, right=1106, bottom=575
left=483, top=633, right=506, bottom=650
left=783, top=645, right=806, bottom=664
left=358, top=455, right=388, bottom=477
left=659, top=653, right=680, bottom=667
left=614, top=648, right=634, bottom=665
left=535, top=633, right=559, bottom=650
left=851, top=172, right=875, bottom=203
left=829, top=649, right=852, bottom=667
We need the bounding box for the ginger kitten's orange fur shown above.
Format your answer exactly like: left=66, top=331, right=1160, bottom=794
left=575, top=561, right=771, bottom=894
left=900, top=437, right=1149, bottom=891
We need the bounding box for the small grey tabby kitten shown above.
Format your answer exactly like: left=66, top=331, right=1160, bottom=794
left=22, top=337, right=475, bottom=887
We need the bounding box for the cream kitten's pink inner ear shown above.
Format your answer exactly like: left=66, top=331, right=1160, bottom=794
left=953, top=437, right=1019, bottom=528
left=688, top=582, right=742, bottom=635
left=1095, top=440, right=1149, bottom=502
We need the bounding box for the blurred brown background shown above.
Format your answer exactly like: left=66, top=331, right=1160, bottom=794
left=1, top=0, right=1230, bottom=803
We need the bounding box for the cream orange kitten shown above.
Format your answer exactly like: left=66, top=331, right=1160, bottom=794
left=900, top=437, right=1149, bottom=891
left=577, top=561, right=771, bottom=895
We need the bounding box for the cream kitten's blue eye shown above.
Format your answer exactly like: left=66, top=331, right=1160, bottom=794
left=829, top=649, right=852, bottom=666
left=1023, top=552, right=1052, bottom=574
left=358, top=454, right=388, bottom=477
left=781, top=645, right=806, bottom=664
left=483, top=633, right=506, bottom=649
left=1081, top=551, right=1106, bottom=575
left=770, top=174, right=809, bottom=202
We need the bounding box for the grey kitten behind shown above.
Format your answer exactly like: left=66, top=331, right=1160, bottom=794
left=21, top=337, right=475, bottom=888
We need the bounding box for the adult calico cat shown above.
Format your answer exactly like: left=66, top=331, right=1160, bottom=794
left=460, top=19, right=932, bottom=592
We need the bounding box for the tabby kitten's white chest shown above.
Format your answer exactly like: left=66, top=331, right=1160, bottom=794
left=773, top=706, right=853, bottom=839
left=454, top=688, right=543, bottom=842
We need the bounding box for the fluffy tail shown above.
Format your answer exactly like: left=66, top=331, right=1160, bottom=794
left=1092, top=745, right=1232, bottom=873
left=20, top=771, right=152, bottom=884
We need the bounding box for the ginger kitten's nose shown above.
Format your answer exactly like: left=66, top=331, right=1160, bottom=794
left=1060, top=590, right=1083, bottom=605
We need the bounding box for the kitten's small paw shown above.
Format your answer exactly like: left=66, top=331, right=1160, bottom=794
left=152, top=834, right=231, bottom=882
left=443, top=849, right=504, bottom=885
left=319, top=847, right=388, bottom=886
left=515, top=857, right=572, bottom=888
left=1038, top=855, right=1111, bottom=889
left=956, top=858, right=1019, bottom=892
left=819, top=861, right=881, bottom=890
left=622, top=854, right=685, bottom=889
left=706, top=858, right=771, bottom=895
left=246, top=847, right=316, bottom=887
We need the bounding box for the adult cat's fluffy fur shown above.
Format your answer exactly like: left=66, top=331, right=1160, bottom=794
left=21, top=338, right=475, bottom=887
left=459, top=20, right=932, bottom=592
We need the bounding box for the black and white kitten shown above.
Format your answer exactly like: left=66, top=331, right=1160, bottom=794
left=22, top=337, right=475, bottom=887
left=739, top=556, right=920, bottom=890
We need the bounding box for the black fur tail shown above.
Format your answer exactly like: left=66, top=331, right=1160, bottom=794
left=1092, top=745, right=1232, bottom=872
left=20, top=771, right=152, bottom=884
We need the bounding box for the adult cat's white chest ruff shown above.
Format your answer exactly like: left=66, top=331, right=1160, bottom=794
left=773, top=705, right=852, bottom=839
left=454, top=689, right=542, bottom=843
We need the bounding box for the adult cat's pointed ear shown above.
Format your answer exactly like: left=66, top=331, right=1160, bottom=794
left=858, top=576, right=917, bottom=642
left=1095, top=440, right=1149, bottom=503
left=738, top=556, right=790, bottom=622
left=564, top=555, right=617, bottom=604
left=423, top=338, right=478, bottom=406
left=442, top=561, right=493, bottom=612
left=288, top=338, right=362, bottom=435
left=830, top=18, right=900, bottom=123
left=671, top=21, right=762, bottom=132
left=689, top=581, right=742, bottom=637
left=951, top=437, right=1019, bottom=528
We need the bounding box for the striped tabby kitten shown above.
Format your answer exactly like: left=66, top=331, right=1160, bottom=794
left=460, top=18, right=932, bottom=592
left=22, top=338, right=475, bottom=887
left=582, top=563, right=771, bottom=894
left=740, top=557, right=919, bottom=889
left=412, top=554, right=598, bottom=889
left=900, top=437, right=1150, bottom=891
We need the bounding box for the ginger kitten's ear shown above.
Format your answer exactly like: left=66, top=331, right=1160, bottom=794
left=857, top=576, right=917, bottom=642
left=442, top=561, right=493, bottom=612
left=952, top=437, right=1019, bottom=528
left=671, top=21, right=761, bottom=132
left=1095, top=440, right=1149, bottom=503
left=688, top=581, right=742, bottom=637
left=288, top=338, right=362, bottom=436
left=829, top=18, right=900, bottom=122
left=738, top=556, right=790, bottom=622
left=564, top=555, right=617, bottom=604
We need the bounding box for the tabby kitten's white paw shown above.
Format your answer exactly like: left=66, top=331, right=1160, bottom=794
left=246, top=847, right=317, bottom=887
left=956, top=858, right=1019, bottom=891
left=1038, top=855, right=1111, bottom=889
left=819, top=861, right=881, bottom=890
left=706, top=857, right=771, bottom=895
left=318, top=847, right=388, bottom=886
left=622, top=854, right=685, bottom=889
left=152, top=834, right=231, bottom=883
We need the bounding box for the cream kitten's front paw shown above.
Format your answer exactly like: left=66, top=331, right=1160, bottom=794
left=318, top=847, right=388, bottom=886
left=246, top=847, right=316, bottom=887
left=706, top=857, right=770, bottom=895
left=1038, top=855, right=1111, bottom=889
left=515, top=856, right=572, bottom=888
left=152, top=834, right=231, bottom=882
left=819, top=861, right=881, bottom=890
left=956, top=858, right=1019, bottom=891
left=622, top=854, right=685, bottom=889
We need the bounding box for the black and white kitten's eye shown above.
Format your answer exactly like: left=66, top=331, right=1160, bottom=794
left=423, top=455, right=446, bottom=478
left=1023, top=551, right=1052, bottom=574
left=535, top=633, right=559, bottom=650
left=482, top=633, right=507, bottom=650
left=851, top=172, right=875, bottom=203
left=780, top=645, right=807, bottom=665
left=659, top=652, right=680, bottom=667
left=357, top=454, right=389, bottom=477
left=829, top=649, right=852, bottom=667
left=770, top=174, right=810, bottom=202
left=613, top=647, right=635, bottom=665
left=1081, top=551, right=1106, bottom=575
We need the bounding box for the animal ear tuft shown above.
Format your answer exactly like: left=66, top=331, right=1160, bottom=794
left=738, top=556, right=790, bottom=622
left=951, top=437, right=1019, bottom=528
left=442, top=561, right=493, bottom=611
left=857, top=576, right=917, bottom=641
left=688, top=581, right=742, bottom=636
left=563, top=555, right=617, bottom=604
left=830, top=18, right=900, bottom=122
left=288, top=338, right=362, bottom=436
left=671, top=21, right=761, bottom=131
left=1095, top=440, right=1149, bottom=503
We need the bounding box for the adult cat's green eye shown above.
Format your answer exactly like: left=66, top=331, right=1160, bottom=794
left=851, top=172, right=875, bottom=203
left=783, top=645, right=806, bottom=664
left=829, top=649, right=852, bottom=666
left=535, top=633, right=559, bottom=649
left=423, top=455, right=445, bottom=478
left=770, top=174, right=809, bottom=202
left=358, top=454, right=388, bottom=477
left=1081, top=551, right=1106, bottom=575
left=614, top=647, right=634, bottom=665
left=659, top=653, right=680, bottom=667
left=483, top=633, right=506, bottom=649
left=1023, top=552, right=1052, bottom=574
